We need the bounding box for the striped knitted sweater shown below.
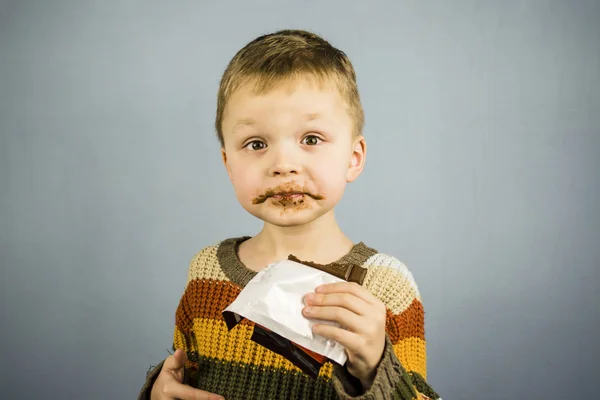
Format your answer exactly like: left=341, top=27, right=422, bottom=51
left=139, top=237, right=441, bottom=400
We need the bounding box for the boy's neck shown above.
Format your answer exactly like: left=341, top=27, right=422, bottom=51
left=246, top=210, right=354, bottom=266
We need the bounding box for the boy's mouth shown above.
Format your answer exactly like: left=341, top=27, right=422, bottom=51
left=271, top=192, right=305, bottom=200
left=252, top=184, right=324, bottom=205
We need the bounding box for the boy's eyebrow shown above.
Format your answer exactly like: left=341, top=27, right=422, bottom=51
left=232, top=118, right=256, bottom=132
left=233, top=113, right=323, bottom=132
left=302, top=112, right=322, bottom=121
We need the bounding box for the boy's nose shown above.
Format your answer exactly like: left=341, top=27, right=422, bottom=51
left=268, top=141, right=303, bottom=176
left=269, top=162, right=301, bottom=176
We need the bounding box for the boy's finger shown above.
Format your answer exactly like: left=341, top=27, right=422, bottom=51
left=303, top=305, right=362, bottom=333
left=304, top=292, right=369, bottom=316
left=312, top=323, right=361, bottom=355
left=164, top=381, right=224, bottom=400
left=315, top=282, right=379, bottom=305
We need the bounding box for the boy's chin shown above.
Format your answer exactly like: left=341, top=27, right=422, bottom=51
left=249, top=207, right=330, bottom=228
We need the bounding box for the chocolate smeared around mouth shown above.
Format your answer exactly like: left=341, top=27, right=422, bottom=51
left=252, top=185, right=324, bottom=205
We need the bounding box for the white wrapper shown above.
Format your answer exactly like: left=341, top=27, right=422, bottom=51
left=223, top=259, right=348, bottom=365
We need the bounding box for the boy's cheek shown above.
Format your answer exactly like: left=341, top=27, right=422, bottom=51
left=234, top=180, right=258, bottom=200
left=229, top=164, right=257, bottom=184
left=312, top=160, right=350, bottom=188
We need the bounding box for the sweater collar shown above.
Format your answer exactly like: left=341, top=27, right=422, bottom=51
left=216, top=236, right=378, bottom=287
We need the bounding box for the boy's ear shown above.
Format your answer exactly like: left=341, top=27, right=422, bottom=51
left=346, top=136, right=366, bottom=183
left=221, top=148, right=233, bottom=180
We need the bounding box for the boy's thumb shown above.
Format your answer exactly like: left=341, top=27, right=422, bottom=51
left=166, top=348, right=188, bottom=370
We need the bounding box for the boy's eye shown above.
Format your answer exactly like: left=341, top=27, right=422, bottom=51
left=302, top=135, right=322, bottom=146
left=245, top=140, right=267, bottom=151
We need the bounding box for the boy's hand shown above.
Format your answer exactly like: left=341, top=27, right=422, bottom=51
left=151, top=348, right=224, bottom=400
left=303, top=282, right=387, bottom=391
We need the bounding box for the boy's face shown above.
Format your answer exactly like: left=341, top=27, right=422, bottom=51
left=220, top=75, right=366, bottom=227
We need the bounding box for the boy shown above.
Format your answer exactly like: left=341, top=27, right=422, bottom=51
left=139, top=29, right=441, bottom=400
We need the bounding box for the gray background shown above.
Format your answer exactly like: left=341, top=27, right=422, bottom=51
left=1, top=1, right=598, bottom=399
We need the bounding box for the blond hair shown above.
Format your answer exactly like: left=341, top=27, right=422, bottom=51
left=215, top=29, right=364, bottom=147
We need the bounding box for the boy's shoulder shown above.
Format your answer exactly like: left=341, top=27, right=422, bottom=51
left=184, top=238, right=239, bottom=284
left=359, top=248, right=422, bottom=306
left=360, top=250, right=420, bottom=285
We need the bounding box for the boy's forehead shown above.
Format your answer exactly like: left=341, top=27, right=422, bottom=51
left=249, top=73, right=341, bottom=95
left=231, top=76, right=340, bottom=107
left=224, top=76, right=346, bottom=123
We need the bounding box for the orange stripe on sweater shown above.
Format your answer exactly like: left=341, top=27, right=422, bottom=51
left=176, top=278, right=426, bottom=343
left=386, top=298, right=426, bottom=343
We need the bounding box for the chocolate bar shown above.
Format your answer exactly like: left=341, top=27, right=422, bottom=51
left=250, top=325, right=328, bottom=377
left=222, top=315, right=332, bottom=378
left=287, top=255, right=367, bottom=285
left=223, top=258, right=366, bottom=377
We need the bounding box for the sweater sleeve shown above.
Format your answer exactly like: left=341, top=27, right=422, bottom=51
left=137, top=351, right=197, bottom=400
left=137, top=360, right=164, bottom=400
left=331, top=258, right=441, bottom=400
left=331, top=336, right=440, bottom=400
left=137, top=309, right=198, bottom=400
left=137, top=280, right=198, bottom=399
left=138, top=247, right=221, bottom=399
